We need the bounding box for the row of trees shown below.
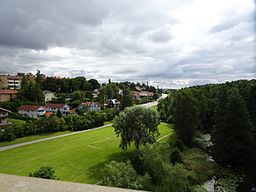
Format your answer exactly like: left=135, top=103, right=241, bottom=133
left=0, top=109, right=118, bottom=141
left=158, top=79, right=256, bottom=166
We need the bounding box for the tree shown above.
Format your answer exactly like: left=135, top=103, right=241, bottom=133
left=29, top=166, right=59, bottom=180
left=88, top=79, right=100, bottom=90
left=173, top=90, right=199, bottom=146
left=106, top=84, right=113, bottom=99
left=212, top=88, right=255, bottom=166
left=113, top=106, right=160, bottom=150
left=56, top=109, right=62, bottom=118
left=102, top=161, right=151, bottom=190
left=120, top=89, right=133, bottom=110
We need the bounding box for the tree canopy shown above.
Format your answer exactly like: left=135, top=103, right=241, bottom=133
left=113, top=106, right=160, bottom=150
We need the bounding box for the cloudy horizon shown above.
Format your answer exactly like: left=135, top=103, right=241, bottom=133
left=0, top=0, right=255, bottom=88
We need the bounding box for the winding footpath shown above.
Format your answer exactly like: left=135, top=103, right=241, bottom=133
left=0, top=94, right=168, bottom=152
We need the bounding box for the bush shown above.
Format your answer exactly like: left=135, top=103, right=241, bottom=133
left=174, top=139, right=184, bottom=152
left=102, top=160, right=151, bottom=190
left=170, top=148, right=183, bottom=165
left=29, top=166, right=59, bottom=180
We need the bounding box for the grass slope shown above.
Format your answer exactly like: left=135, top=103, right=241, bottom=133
left=0, top=131, right=71, bottom=147
left=0, top=123, right=172, bottom=184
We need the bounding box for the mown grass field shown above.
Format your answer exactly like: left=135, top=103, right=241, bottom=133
left=0, top=131, right=71, bottom=147
left=0, top=123, right=173, bottom=184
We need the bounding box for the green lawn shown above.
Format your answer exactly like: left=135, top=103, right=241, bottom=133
left=8, top=118, right=26, bottom=126
left=0, top=123, right=173, bottom=184
left=0, top=131, right=71, bottom=147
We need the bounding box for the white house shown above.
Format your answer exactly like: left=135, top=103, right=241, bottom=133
left=18, top=105, right=46, bottom=118
left=108, top=99, right=120, bottom=108
left=45, top=103, right=70, bottom=115
left=77, top=102, right=101, bottom=112
left=43, top=91, right=56, bottom=103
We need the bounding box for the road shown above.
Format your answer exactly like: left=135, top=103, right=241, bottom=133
left=0, top=94, right=168, bottom=152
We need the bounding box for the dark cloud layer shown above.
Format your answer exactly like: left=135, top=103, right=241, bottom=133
left=0, top=0, right=255, bottom=88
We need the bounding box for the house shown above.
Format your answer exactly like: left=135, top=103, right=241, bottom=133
left=18, top=105, right=46, bottom=118
left=0, top=107, right=11, bottom=126
left=43, top=91, right=57, bottom=103
left=0, top=89, right=18, bottom=102
left=139, top=91, right=154, bottom=97
left=77, top=102, right=101, bottom=112
left=108, top=99, right=120, bottom=108
left=45, top=103, right=70, bottom=115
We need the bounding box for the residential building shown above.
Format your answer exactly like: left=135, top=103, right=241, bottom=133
left=77, top=102, right=101, bottom=112
left=0, top=89, right=18, bottom=102
left=0, top=107, right=11, bottom=126
left=18, top=105, right=46, bottom=118
left=43, top=91, right=57, bottom=103
left=6, top=75, right=22, bottom=89
left=108, top=99, right=120, bottom=108
left=45, top=103, right=70, bottom=115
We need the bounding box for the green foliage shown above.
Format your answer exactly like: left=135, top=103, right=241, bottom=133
left=120, top=89, right=133, bottom=110
left=212, top=88, right=255, bottom=165
left=56, top=109, right=62, bottom=118
left=102, top=161, right=151, bottom=190
left=88, top=79, right=100, bottom=89
left=113, top=106, right=160, bottom=150
left=29, top=166, right=59, bottom=180
left=18, top=77, right=44, bottom=103
left=215, top=168, right=244, bottom=192
left=173, top=90, right=199, bottom=146
left=170, top=148, right=183, bottom=165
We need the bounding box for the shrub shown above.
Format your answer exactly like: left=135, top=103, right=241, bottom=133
left=102, top=160, right=151, bottom=190
left=170, top=148, right=183, bottom=165
left=29, top=166, right=59, bottom=180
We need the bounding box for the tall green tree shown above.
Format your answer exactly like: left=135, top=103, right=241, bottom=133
left=113, top=106, right=160, bottom=150
left=212, top=88, right=255, bottom=165
left=173, top=90, right=199, bottom=146
left=120, top=89, right=133, bottom=110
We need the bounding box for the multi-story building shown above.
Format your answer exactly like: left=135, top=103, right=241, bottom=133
left=0, top=75, right=22, bottom=90
left=45, top=103, right=70, bottom=115
left=6, top=76, right=22, bottom=90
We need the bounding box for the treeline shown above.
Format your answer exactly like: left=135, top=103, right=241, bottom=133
left=158, top=79, right=256, bottom=166
left=0, top=109, right=118, bottom=142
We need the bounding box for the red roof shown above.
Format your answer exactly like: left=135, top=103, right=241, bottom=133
left=0, top=89, right=18, bottom=94
left=18, top=105, right=42, bottom=111
left=7, top=76, right=22, bottom=80
left=45, top=111, right=54, bottom=118
left=45, top=103, right=67, bottom=108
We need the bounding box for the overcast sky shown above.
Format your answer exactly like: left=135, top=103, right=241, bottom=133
left=0, top=0, right=255, bottom=88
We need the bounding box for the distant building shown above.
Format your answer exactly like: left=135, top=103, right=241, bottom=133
left=7, top=75, right=22, bottom=90
left=0, top=89, right=18, bottom=102
left=43, top=91, right=56, bottom=103
left=0, top=75, right=22, bottom=90
left=108, top=99, right=120, bottom=108
left=45, top=103, right=70, bottom=115
left=0, top=107, right=11, bottom=126
left=77, top=102, right=101, bottom=112
left=18, top=105, right=46, bottom=118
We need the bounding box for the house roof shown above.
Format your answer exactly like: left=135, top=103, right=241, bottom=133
left=7, top=76, right=22, bottom=80
left=0, top=107, right=11, bottom=113
left=0, top=89, right=18, bottom=94
left=81, top=101, right=100, bottom=106
left=45, top=111, right=55, bottom=118
left=45, top=103, right=67, bottom=108
left=18, top=105, right=42, bottom=111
